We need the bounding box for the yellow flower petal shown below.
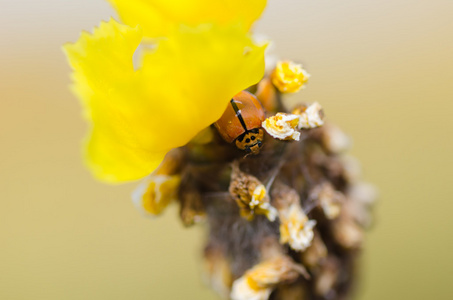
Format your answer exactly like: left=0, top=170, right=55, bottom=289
left=64, top=19, right=266, bottom=182
left=107, top=0, right=267, bottom=38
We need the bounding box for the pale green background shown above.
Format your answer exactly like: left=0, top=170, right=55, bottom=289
left=1, top=0, right=452, bottom=299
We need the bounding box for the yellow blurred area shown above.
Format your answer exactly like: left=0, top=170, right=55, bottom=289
left=1, top=0, right=452, bottom=299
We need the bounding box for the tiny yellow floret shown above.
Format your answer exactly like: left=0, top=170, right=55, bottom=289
left=132, top=174, right=181, bottom=216
left=279, top=202, right=317, bottom=251
left=251, top=185, right=278, bottom=221
left=230, top=256, right=302, bottom=300
left=262, top=113, right=300, bottom=141
left=229, top=163, right=277, bottom=221
left=273, top=184, right=317, bottom=251
left=271, top=61, right=310, bottom=93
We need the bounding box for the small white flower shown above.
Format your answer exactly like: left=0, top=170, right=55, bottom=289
left=280, top=202, right=317, bottom=251
left=272, top=184, right=317, bottom=251
left=262, top=113, right=301, bottom=141
left=231, top=256, right=302, bottom=300
left=231, top=276, right=272, bottom=300
left=296, top=102, right=324, bottom=129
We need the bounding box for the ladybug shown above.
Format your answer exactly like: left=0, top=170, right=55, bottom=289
left=215, top=90, right=265, bottom=154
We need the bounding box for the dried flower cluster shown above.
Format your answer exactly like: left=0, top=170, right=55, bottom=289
left=134, top=62, right=376, bottom=299
left=65, top=1, right=375, bottom=299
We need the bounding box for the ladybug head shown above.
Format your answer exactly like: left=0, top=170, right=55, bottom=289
left=235, top=128, right=264, bottom=155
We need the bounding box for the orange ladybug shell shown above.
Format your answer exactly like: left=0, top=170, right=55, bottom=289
left=214, top=91, right=265, bottom=143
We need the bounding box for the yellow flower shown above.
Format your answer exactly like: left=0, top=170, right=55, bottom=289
left=108, top=0, right=267, bottom=38
left=271, top=61, right=310, bottom=93
left=64, top=1, right=267, bottom=183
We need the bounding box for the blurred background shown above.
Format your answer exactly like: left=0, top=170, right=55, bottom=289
left=1, top=0, right=452, bottom=299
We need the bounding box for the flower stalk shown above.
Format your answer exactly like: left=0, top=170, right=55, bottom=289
left=141, top=67, right=375, bottom=299
left=64, top=1, right=375, bottom=299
